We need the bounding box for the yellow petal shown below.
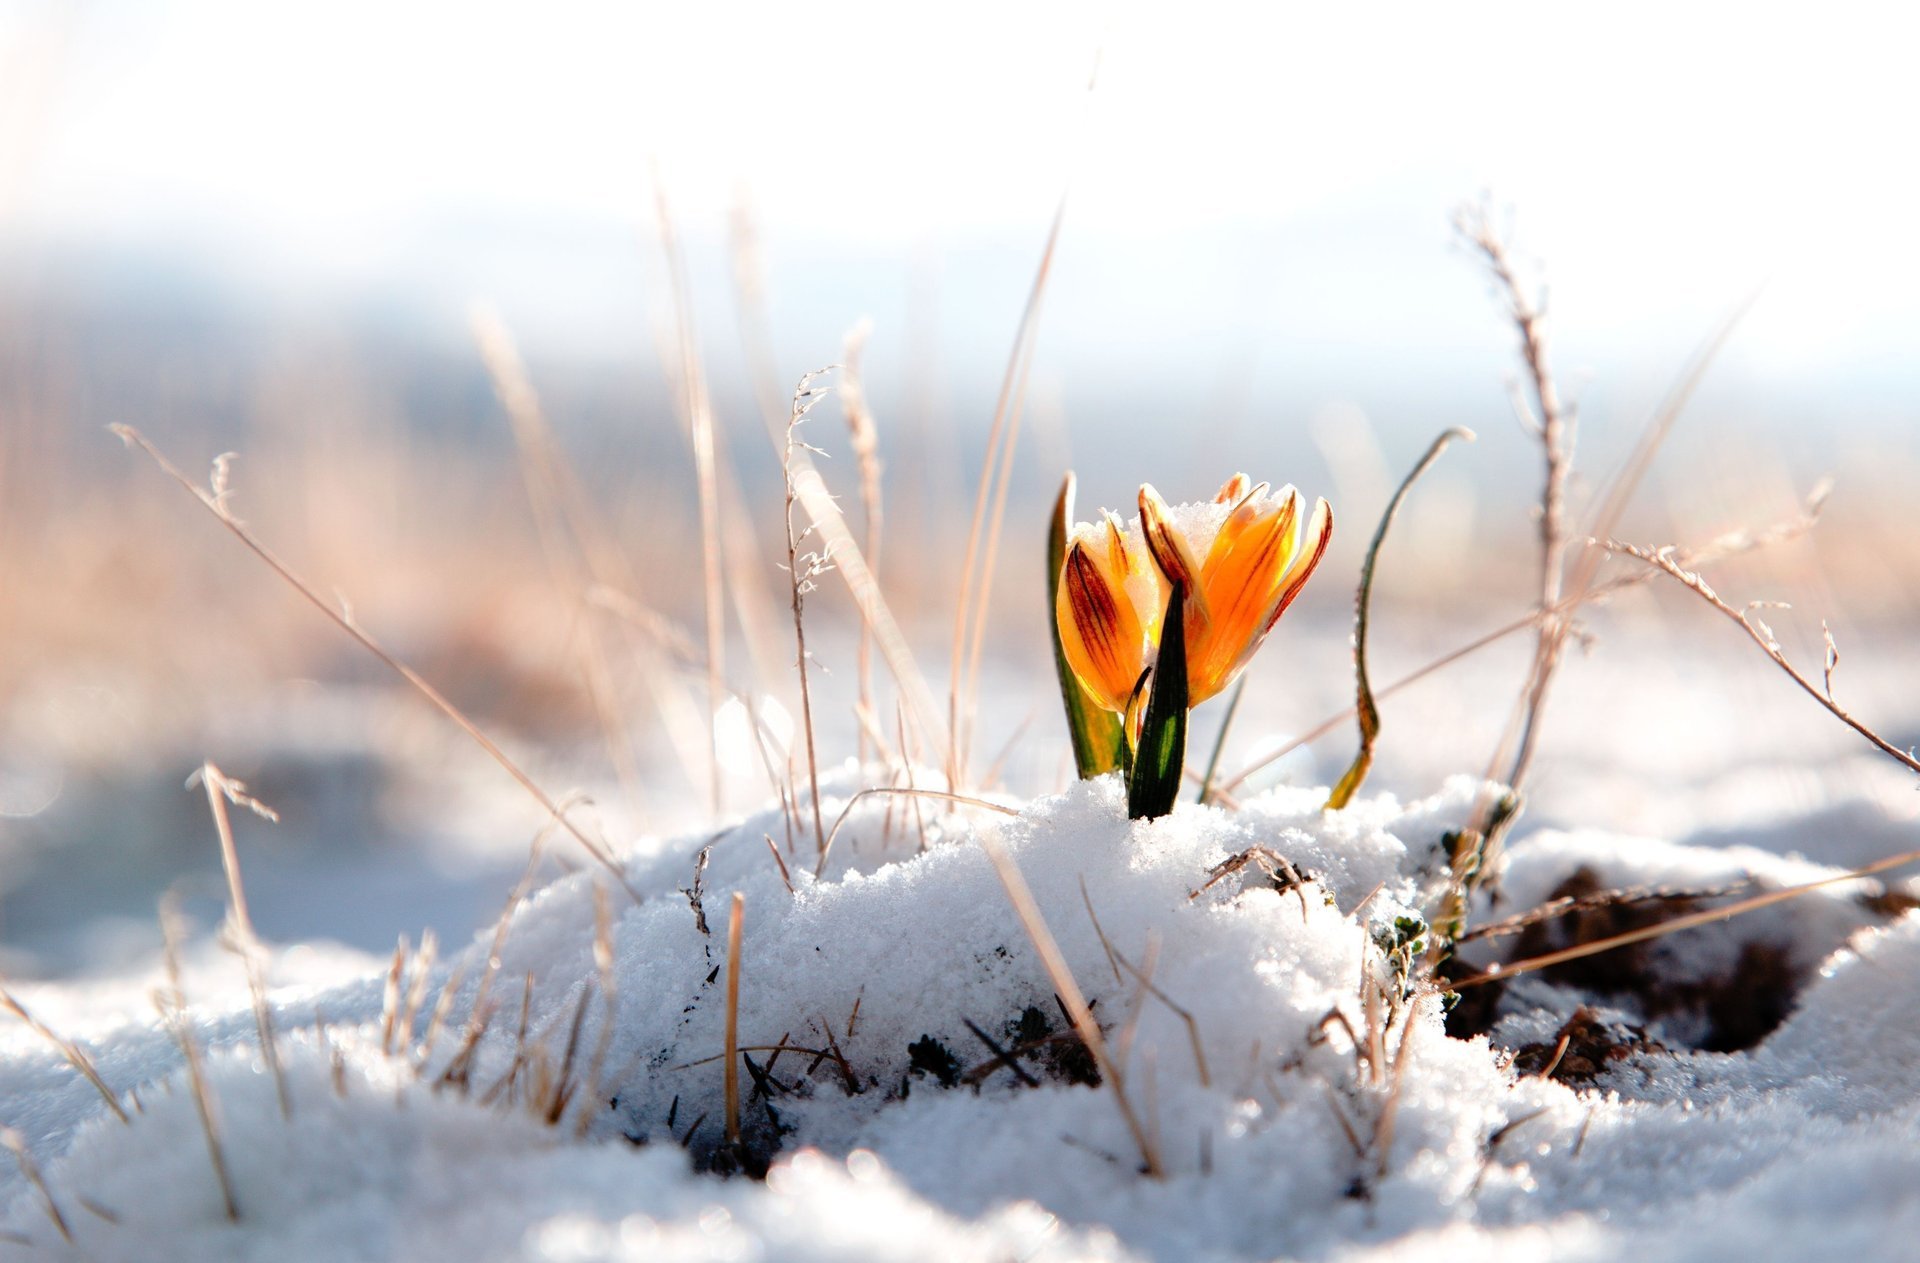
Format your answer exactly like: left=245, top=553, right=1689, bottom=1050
left=1261, top=496, right=1333, bottom=633
left=1056, top=539, right=1149, bottom=714
left=1214, top=472, right=1253, bottom=505
left=1184, top=491, right=1299, bottom=702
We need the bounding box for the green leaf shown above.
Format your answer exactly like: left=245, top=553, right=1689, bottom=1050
left=1127, top=582, right=1188, bottom=820
left=1327, top=426, right=1475, bottom=810
left=1047, top=473, right=1126, bottom=779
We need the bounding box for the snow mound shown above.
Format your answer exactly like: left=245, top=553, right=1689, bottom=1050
left=5, top=775, right=1918, bottom=1261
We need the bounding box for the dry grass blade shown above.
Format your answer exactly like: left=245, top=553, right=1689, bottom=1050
left=1326, top=427, right=1475, bottom=810
left=155, top=894, right=240, bottom=1222
left=1080, top=881, right=1211, bottom=1087
left=110, top=425, right=642, bottom=904
left=0, top=980, right=127, bottom=1123
left=841, top=319, right=886, bottom=761
left=651, top=178, right=730, bottom=816
left=1449, top=843, right=1920, bottom=990
left=1, top=1128, right=71, bottom=1244
left=723, top=892, right=745, bottom=1147
left=951, top=192, right=1069, bottom=789
left=979, top=834, right=1164, bottom=1178
left=576, top=884, right=619, bottom=1137
left=439, top=814, right=561, bottom=1089
left=189, top=761, right=290, bottom=1120
left=473, top=307, right=648, bottom=816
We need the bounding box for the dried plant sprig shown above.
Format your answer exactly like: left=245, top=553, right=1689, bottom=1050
left=783, top=369, right=838, bottom=867
left=1454, top=202, right=1574, bottom=805
left=1593, top=535, right=1920, bottom=775
left=188, top=761, right=289, bottom=1120
left=1439, top=205, right=1756, bottom=942
left=110, top=425, right=641, bottom=904
left=1327, top=427, right=1475, bottom=810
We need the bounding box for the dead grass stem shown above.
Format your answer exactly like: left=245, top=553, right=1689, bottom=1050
left=189, top=762, right=290, bottom=1120
left=723, top=892, right=745, bottom=1147
left=1, top=1128, right=71, bottom=1244
left=155, top=894, right=239, bottom=1222
left=651, top=179, right=731, bottom=816
left=841, top=320, right=886, bottom=761
left=111, top=425, right=642, bottom=904
left=979, top=833, right=1164, bottom=1178
left=473, top=307, right=648, bottom=815
left=0, top=981, right=127, bottom=1123
left=950, top=193, right=1068, bottom=789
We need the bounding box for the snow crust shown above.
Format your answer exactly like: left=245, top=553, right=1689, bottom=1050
left=4, top=774, right=1917, bottom=1261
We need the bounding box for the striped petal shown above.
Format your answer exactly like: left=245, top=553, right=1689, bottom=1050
left=1137, top=483, right=1211, bottom=624
left=1056, top=539, right=1151, bottom=715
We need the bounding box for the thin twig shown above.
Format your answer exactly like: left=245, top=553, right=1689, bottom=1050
left=1594, top=537, right=1920, bottom=774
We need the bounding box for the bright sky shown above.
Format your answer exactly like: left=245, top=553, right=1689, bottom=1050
left=3, top=0, right=1919, bottom=420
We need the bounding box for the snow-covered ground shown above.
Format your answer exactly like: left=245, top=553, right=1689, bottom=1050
left=3, top=677, right=1918, bottom=1263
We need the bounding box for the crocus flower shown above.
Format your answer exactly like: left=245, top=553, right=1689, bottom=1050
left=1056, top=474, right=1332, bottom=735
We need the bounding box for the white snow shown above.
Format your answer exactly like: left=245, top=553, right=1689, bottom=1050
left=3, top=770, right=1917, bottom=1261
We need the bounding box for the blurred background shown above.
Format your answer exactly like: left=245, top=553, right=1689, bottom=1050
left=3, top=0, right=1918, bottom=987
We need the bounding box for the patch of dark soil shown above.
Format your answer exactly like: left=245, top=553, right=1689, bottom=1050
left=1512, top=1005, right=1666, bottom=1083
left=1859, top=887, right=1920, bottom=919
left=906, top=1035, right=962, bottom=1090
left=1447, top=866, right=1805, bottom=1052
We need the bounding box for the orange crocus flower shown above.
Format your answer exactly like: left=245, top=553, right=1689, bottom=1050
left=1056, top=474, right=1332, bottom=731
